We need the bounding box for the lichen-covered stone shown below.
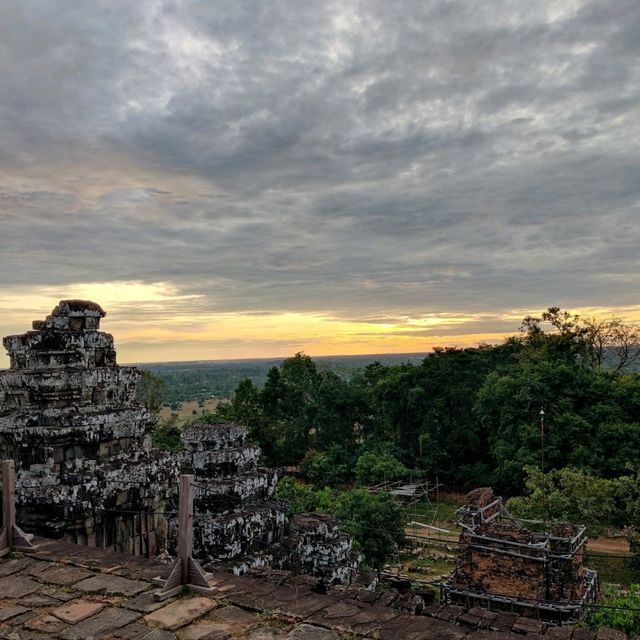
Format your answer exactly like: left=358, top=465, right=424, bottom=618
left=275, top=513, right=359, bottom=584
left=0, top=301, right=180, bottom=549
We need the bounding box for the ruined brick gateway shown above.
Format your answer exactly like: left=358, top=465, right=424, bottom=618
left=0, top=300, right=358, bottom=584
left=442, top=488, right=598, bottom=622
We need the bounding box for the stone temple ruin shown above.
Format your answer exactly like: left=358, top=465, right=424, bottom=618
left=0, top=300, right=178, bottom=550
left=442, top=488, right=598, bottom=622
left=0, top=300, right=358, bottom=585
left=182, top=421, right=358, bottom=583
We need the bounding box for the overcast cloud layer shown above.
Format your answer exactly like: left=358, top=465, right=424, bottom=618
left=1, top=0, right=640, bottom=358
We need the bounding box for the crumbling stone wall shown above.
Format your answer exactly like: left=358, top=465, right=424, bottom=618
left=275, top=513, right=359, bottom=584
left=455, top=521, right=547, bottom=600
left=548, top=523, right=587, bottom=602
left=177, top=419, right=361, bottom=585
left=179, top=422, right=287, bottom=561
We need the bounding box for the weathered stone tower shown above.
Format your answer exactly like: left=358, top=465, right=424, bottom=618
left=0, top=300, right=179, bottom=550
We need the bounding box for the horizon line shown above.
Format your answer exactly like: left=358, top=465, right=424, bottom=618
left=124, top=349, right=439, bottom=367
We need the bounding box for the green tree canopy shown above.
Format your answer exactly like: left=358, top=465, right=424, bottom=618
left=136, top=369, right=166, bottom=413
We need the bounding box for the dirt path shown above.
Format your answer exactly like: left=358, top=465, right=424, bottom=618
left=406, top=524, right=631, bottom=556
left=588, top=536, right=630, bottom=554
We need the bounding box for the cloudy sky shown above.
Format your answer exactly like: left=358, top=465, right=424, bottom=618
left=1, top=0, right=639, bottom=364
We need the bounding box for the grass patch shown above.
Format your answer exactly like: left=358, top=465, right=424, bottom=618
left=586, top=551, right=639, bottom=588
left=254, top=609, right=296, bottom=631
left=406, top=497, right=462, bottom=527
left=397, top=553, right=455, bottom=580
left=159, top=398, right=220, bottom=424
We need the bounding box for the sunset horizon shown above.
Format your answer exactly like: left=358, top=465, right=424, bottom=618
left=2, top=285, right=640, bottom=367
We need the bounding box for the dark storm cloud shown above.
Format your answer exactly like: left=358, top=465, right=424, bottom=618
left=1, top=0, right=639, bottom=321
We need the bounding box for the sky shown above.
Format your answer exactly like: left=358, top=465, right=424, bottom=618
left=1, top=1, right=639, bottom=365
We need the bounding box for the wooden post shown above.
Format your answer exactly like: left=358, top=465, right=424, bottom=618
left=0, top=460, right=37, bottom=556
left=2, top=460, right=15, bottom=551
left=153, top=474, right=213, bottom=600
left=178, top=474, right=192, bottom=583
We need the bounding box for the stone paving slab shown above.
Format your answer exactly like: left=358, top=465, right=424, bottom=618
left=23, top=612, right=68, bottom=633
left=25, top=560, right=55, bottom=576
left=58, top=606, right=142, bottom=640
left=110, top=621, right=156, bottom=638
left=214, top=605, right=258, bottom=626
left=36, top=563, right=94, bottom=585
left=52, top=598, right=105, bottom=624
left=126, top=591, right=172, bottom=613
left=280, top=594, right=341, bottom=619
left=245, top=628, right=286, bottom=640
left=284, top=624, right=340, bottom=640
left=380, top=614, right=469, bottom=640
left=0, top=559, right=36, bottom=578
left=40, top=587, right=76, bottom=602
left=469, top=632, right=523, bottom=640
left=0, top=605, right=28, bottom=622
left=14, top=593, right=58, bottom=607
left=4, top=608, right=38, bottom=627
left=73, top=573, right=150, bottom=596
left=339, top=606, right=399, bottom=636
left=178, top=618, right=234, bottom=639
left=0, top=576, right=42, bottom=599
left=142, top=630, right=179, bottom=640
left=308, top=599, right=362, bottom=623
left=145, top=597, right=218, bottom=630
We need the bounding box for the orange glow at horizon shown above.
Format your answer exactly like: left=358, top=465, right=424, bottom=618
left=2, top=281, right=640, bottom=366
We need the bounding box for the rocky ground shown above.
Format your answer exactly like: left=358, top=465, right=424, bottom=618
left=0, top=537, right=627, bottom=640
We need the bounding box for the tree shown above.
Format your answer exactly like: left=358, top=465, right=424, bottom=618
left=520, top=307, right=640, bottom=372
left=506, top=466, right=618, bottom=535
left=275, top=476, right=335, bottom=514
left=259, top=354, right=321, bottom=465
left=355, top=451, right=408, bottom=486
left=300, top=447, right=352, bottom=488
left=152, top=414, right=183, bottom=451
left=588, top=586, right=640, bottom=636
left=584, top=317, right=640, bottom=372
left=335, top=489, right=407, bottom=575
left=136, top=370, right=166, bottom=413
left=475, top=355, right=640, bottom=492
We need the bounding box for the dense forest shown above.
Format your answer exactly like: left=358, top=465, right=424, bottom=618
left=205, top=308, right=640, bottom=497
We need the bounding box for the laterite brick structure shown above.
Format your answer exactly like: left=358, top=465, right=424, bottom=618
left=442, top=488, right=598, bottom=622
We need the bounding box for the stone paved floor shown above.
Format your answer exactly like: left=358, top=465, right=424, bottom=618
left=0, top=538, right=625, bottom=640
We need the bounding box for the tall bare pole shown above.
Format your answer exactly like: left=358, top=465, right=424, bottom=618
left=540, top=408, right=546, bottom=529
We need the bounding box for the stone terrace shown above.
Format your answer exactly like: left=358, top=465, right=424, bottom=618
left=0, top=538, right=626, bottom=640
